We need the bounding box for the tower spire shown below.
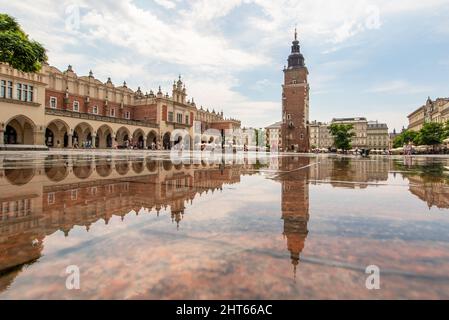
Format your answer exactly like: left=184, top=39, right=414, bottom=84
left=294, top=25, right=297, bottom=41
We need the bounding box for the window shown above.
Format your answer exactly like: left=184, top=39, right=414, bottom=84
left=50, top=97, right=57, bottom=109
left=287, top=114, right=291, bottom=120
left=16, top=83, right=22, bottom=100
left=1, top=80, right=5, bottom=98
left=73, top=101, right=79, bottom=112
left=22, top=84, right=28, bottom=101
left=125, top=111, right=130, bottom=119
left=47, top=193, right=55, bottom=205
left=168, top=111, right=174, bottom=122
left=177, top=113, right=183, bottom=123
left=185, top=115, right=189, bottom=125
left=7, top=81, right=13, bottom=99
left=92, top=105, right=98, bottom=114
left=28, top=86, right=33, bottom=102
left=110, top=108, right=115, bottom=117
left=71, top=190, right=78, bottom=200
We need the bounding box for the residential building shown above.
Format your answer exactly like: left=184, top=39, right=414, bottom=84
left=367, top=121, right=389, bottom=150
left=265, top=121, right=282, bottom=151
left=408, top=96, right=449, bottom=132
left=331, top=117, right=368, bottom=149
left=309, top=120, right=332, bottom=149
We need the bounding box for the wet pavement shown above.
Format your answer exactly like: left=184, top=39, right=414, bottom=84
left=0, top=151, right=449, bottom=299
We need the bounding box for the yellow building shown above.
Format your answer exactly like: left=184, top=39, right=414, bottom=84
left=408, top=97, right=449, bottom=132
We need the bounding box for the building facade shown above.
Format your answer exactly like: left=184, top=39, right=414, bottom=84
left=408, top=96, right=449, bottom=132
left=265, top=121, right=282, bottom=151
left=0, top=63, right=240, bottom=149
left=309, top=120, right=332, bottom=149
left=366, top=121, right=389, bottom=149
left=306, top=117, right=388, bottom=150
left=281, top=29, right=310, bottom=152
left=331, top=117, right=368, bottom=149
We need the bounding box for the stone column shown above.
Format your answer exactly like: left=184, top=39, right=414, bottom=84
left=91, top=133, right=97, bottom=149
left=67, top=133, right=73, bottom=148
left=33, top=126, right=45, bottom=146
left=143, top=137, right=148, bottom=149
left=0, top=129, right=4, bottom=145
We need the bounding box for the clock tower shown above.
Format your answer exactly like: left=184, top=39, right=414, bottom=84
left=281, top=28, right=310, bottom=152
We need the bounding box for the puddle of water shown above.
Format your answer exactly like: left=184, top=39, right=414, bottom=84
left=0, top=152, right=448, bottom=299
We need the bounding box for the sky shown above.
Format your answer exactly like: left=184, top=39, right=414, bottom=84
left=2, top=0, right=449, bottom=131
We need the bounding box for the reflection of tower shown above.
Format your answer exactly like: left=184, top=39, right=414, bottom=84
left=279, top=156, right=310, bottom=279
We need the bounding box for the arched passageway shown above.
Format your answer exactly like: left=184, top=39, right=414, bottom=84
left=4, top=115, right=36, bottom=145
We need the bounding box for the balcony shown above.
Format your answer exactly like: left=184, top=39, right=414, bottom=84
left=165, top=120, right=192, bottom=129
left=45, top=108, right=158, bottom=128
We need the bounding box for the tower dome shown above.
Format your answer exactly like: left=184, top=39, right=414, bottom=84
left=287, top=28, right=305, bottom=69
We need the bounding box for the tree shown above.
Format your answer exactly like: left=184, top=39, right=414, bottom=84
left=329, top=124, right=355, bottom=152
left=0, top=13, right=47, bottom=72
left=444, top=121, right=449, bottom=140
left=393, top=130, right=418, bottom=148
left=415, top=122, right=445, bottom=146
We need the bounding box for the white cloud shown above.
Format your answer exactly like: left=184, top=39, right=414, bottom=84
left=153, top=0, right=177, bottom=9
left=1, top=0, right=449, bottom=129
left=366, top=80, right=432, bottom=94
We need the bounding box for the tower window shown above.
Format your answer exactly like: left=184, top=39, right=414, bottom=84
left=292, top=80, right=297, bottom=84
left=287, top=114, right=291, bottom=120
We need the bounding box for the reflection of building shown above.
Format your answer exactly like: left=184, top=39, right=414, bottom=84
left=404, top=174, right=449, bottom=209
left=281, top=29, right=310, bottom=152
left=309, top=157, right=391, bottom=188
left=408, top=97, right=449, bottom=132
left=278, top=156, right=310, bottom=278
left=0, top=63, right=240, bottom=150
left=0, top=156, right=253, bottom=281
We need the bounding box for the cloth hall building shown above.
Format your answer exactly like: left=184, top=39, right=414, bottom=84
left=0, top=63, right=240, bottom=150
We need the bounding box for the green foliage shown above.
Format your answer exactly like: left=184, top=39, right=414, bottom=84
left=393, top=130, right=418, bottom=148
left=0, top=13, right=47, bottom=72
left=329, top=123, right=355, bottom=151
left=415, top=122, right=445, bottom=146
left=445, top=121, right=449, bottom=139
